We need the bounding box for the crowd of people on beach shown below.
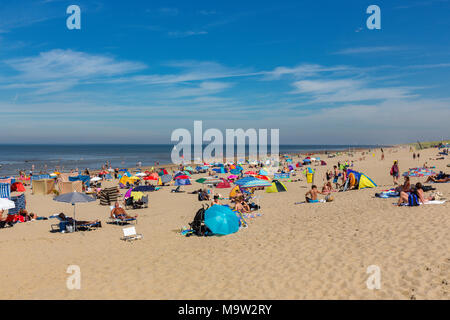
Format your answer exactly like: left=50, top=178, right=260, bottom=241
left=1, top=146, right=448, bottom=233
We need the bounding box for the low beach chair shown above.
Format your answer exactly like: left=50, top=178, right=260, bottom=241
left=121, top=226, right=143, bottom=241
left=50, top=214, right=102, bottom=232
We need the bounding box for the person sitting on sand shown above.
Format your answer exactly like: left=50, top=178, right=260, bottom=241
left=201, top=189, right=210, bottom=201
left=305, top=185, right=323, bottom=203
left=235, top=199, right=251, bottom=213
left=111, top=202, right=138, bottom=220
left=397, top=182, right=433, bottom=206
left=211, top=194, right=221, bottom=206
left=230, top=189, right=243, bottom=203
left=321, top=182, right=335, bottom=195
left=396, top=176, right=411, bottom=193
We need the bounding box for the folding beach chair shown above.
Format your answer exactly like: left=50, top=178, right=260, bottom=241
left=141, top=195, right=148, bottom=208
left=120, top=226, right=143, bottom=241
left=0, top=183, right=11, bottom=199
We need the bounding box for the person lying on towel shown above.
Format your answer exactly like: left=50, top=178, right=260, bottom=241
left=111, top=201, right=138, bottom=221
left=305, top=185, right=324, bottom=203
left=397, top=183, right=434, bottom=206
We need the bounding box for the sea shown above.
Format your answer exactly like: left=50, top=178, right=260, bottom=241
left=0, top=144, right=382, bottom=176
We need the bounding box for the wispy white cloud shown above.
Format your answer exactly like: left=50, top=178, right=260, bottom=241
left=290, top=78, right=415, bottom=103
left=168, top=30, right=208, bottom=38
left=158, top=7, right=179, bottom=16
left=1, top=49, right=146, bottom=94
left=334, top=46, right=405, bottom=55
left=5, top=49, right=146, bottom=81
left=198, top=10, right=217, bottom=15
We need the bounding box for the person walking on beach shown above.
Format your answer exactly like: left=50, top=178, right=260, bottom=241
left=413, top=153, right=416, bottom=160
left=390, top=161, right=399, bottom=185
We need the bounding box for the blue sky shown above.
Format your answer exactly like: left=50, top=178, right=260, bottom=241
left=0, top=0, right=449, bottom=144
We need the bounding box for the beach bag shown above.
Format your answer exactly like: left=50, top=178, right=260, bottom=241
left=189, top=205, right=211, bottom=236
left=408, top=193, right=420, bottom=206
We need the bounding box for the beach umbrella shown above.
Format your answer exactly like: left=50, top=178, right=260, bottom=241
left=175, top=179, right=191, bottom=186
left=135, top=172, right=147, bottom=177
left=244, top=171, right=257, bottom=175
left=201, top=178, right=222, bottom=185
left=160, top=174, right=172, bottom=184
left=234, top=176, right=258, bottom=186
left=90, top=177, right=102, bottom=182
left=255, top=175, right=270, bottom=181
left=184, top=166, right=194, bottom=172
left=0, top=198, right=15, bottom=210
left=148, top=173, right=159, bottom=180
left=204, top=205, right=240, bottom=235
left=195, top=178, right=209, bottom=184
left=239, top=179, right=272, bottom=188
left=227, top=175, right=239, bottom=180
left=158, top=169, right=168, bottom=176
left=174, top=175, right=191, bottom=180
left=183, top=171, right=192, bottom=176
left=53, top=192, right=96, bottom=231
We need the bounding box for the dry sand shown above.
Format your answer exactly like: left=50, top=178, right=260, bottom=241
left=0, top=146, right=448, bottom=299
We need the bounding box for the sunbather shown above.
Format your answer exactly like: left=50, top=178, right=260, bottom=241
left=397, top=183, right=433, bottom=206
left=234, top=199, right=251, bottom=213
left=57, top=213, right=101, bottom=226
left=111, top=202, right=138, bottom=220
left=425, top=172, right=450, bottom=183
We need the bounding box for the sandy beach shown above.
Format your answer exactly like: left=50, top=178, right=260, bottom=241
left=0, top=145, right=448, bottom=300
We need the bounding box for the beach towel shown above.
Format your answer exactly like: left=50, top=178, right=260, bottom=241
left=423, top=200, right=446, bottom=205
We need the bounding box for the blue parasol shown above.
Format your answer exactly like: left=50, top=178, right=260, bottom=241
left=204, top=205, right=240, bottom=235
